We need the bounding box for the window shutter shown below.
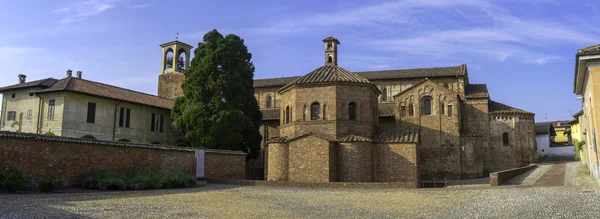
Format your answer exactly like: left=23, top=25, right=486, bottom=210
left=87, top=102, right=96, bottom=123
left=159, top=114, right=164, bottom=133
left=119, top=108, right=124, bottom=127
left=126, top=108, right=131, bottom=128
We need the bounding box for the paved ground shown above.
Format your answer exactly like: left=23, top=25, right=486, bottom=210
left=0, top=161, right=598, bottom=218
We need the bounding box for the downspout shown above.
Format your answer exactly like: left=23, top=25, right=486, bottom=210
left=0, top=94, right=6, bottom=130
left=112, top=102, right=122, bottom=141
left=34, top=94, right=43, bottom=134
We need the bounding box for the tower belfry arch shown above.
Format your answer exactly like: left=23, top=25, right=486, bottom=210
left=158, top=40, right=193, bottom=99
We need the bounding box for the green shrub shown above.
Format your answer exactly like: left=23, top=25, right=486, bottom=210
left=80, top=170, right=195, bottom=191
left=39, top=177, right=63, bottom=192
left=576, top=140, right=586, bottom=151
left=43, top=132, right=55, bottom=136
left=4, top=165, right=29, bottom=193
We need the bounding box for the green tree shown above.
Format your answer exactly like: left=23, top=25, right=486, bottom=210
left=172, top=29, right=262, bottom=158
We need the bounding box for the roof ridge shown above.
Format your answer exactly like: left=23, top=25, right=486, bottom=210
left=70, top=77, right=173, bottom=100
left=355, top=65, right=463, bottom=73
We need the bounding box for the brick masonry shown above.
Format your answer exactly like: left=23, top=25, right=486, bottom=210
left=0, top=133, right=246, bottom=186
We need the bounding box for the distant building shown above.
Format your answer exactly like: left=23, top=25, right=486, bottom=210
left=535, top=122, right=574, bottom=161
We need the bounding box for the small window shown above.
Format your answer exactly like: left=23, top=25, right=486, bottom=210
left=150, top=113, right=164, bottom=132
left=409, top=103, right=414, bottom=116
left=422, top=97, right=432, bottom=115
left=311, top=102, right=320, bottom=120
left=328, top=56, right=333, bottom=63
left=285, top=106, right=290, bottom=124
left=29, top=93, right=33, bottom=97
left=11, top=93, right=15, bottom=98
left=87, top=102, right=96, bottom=123
left=444, top=83, right=449, bottom=89
left=382, top=87, right=387, bottom=101
left=323, top=104, right=327, bottom=120
left=503, top=133, right=509, bottom=146
left=48, top=99, right=55, bottom=120
left=266, top=96, right=273, bottom=108
left=349, top=102, right=357, bottom=120
left=327, top=43, right=332, bottom=49
left=119, top=107, right=131, bottom=128
left=26, top=110, right=32, bottom=120
left=401, top=106, right=406, bottom=117
left=7, top=111, right=16, bottom=121
left=440, top=102, right=445, bottom=115
left=448, top=105, right=453, bottom=117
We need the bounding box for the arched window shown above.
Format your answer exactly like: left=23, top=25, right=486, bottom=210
left=303, top=104, right=307, bottom=121
left=311, top=102, right=320, bottom=120
left=323, top=104, right=327, bottom=120
left=503, top=133, right=509, bottom=146
left=409, top=103, right=414, bottom=116
left=422, top=97, right=432, bottom=115
left=349, top=102, right=357, bottom=120
left=440, top=102, right=445, bottom=115
left=382, top=87, right=388, bottom=101
left=401, top=105, right=406, bottom=117
left=266, top=96, right=273, bottom=108
left=328, top=56, right=333, bottom=63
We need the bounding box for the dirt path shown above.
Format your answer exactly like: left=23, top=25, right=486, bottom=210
left=534, top=163, right=566, bottom=186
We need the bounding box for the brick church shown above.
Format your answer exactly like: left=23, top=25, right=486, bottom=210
left=250, top=37, right=538, bottom=184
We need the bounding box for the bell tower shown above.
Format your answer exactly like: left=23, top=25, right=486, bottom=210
left=323, top=36, right=340, bottom=66
left=158, top=40, right=193, bottom=99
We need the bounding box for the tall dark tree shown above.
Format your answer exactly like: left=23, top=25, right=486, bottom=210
left=172, top=29, right=262, bottom=158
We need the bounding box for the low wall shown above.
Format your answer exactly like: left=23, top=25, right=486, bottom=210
left=0, top=132, right=246, bottom=186
left=490, top=164, right=537, bottom=186
left=207, top=179, right=418, bottom=189
left=205, top=149, right=247, bottom=180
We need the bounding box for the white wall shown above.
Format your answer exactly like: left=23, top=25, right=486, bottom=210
left=536, top=133, right=575, bottom=160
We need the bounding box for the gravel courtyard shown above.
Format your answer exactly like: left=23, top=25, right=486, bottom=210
left=1, top=162, right=598, bottom=219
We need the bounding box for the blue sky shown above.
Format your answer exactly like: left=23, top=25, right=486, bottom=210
left=0, top=0, right=597, bottom=122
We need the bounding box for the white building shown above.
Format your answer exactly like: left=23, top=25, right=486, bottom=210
left=535, top=122, right=575, bottom=161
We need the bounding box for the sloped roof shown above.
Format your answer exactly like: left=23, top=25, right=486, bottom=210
left=261, top=108, right=280, bottom=120
left=323, top=36, right=340, bottom=44
left=578, top=44, right=600, bottom=56
left=379, top=102, right=395, bottom=117
left=488, top=100, right=534, bottom=115
left=573, top=110, right=583, bottom=118
left=465, top=84, right=489, bottom=99
left=374, top=128, right=419, bottom=143
left=279, top=65, right=372, bottom=91
left=33, top=77, right=174, bottom=109
left=254, top=65, right=466, bottom=88
left=337, top=135, right=373, bottom=142
left=266, top=136, right=288, bottom=143
left=535, top=122, right=556, bottom=136
left=0, top=78, right=59, bottom=92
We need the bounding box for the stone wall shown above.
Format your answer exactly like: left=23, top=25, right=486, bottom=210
left=489, top=114, right=536, bottom=172
left=460, top=136, right=484, bottom=178
left=461, top=99, right=490, bottom=173
left=374, top=143, right=419, bottom=182
left=267, top=143, right=289, bottom=181
left=204, top=149, right=247, bottom=180
left=490, top=164, right=536, bottom=186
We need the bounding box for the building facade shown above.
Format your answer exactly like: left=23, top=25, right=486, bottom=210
left=0, top=71, right=176, bottom=145
left=574, top=43, right=600, bottom=183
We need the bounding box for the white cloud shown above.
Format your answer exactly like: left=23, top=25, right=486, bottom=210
left=53, top=0, right=150, bottom=24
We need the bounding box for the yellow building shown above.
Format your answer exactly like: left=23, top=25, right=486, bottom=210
left=571, top=110, right=586, bottom=164
left=574, top=43, right=600, bottom=183
left=0, top=71, right=176, bottom=144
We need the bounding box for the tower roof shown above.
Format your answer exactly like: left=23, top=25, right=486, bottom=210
left=323, top=36, right=340, bottom=44
left=279, top=65, right=373, bottom=92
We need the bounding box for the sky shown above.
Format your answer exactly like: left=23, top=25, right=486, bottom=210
left=0, top=0, right=597, bottom=122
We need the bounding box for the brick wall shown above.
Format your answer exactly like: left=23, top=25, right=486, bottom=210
left=0, top=132, right=248, bottom=186
left=157, top=73, right=185, bottom=99
left=204, top=149, right=247, bottom=180
left=0, top=136, right=195, bottom=186
left=337, top=142, right=373, bottom=182
left=374, top=143, right=419, bottom=182
left=267, top=143, right=288, bottom=181
left=288, top=135, right=334, bottom=182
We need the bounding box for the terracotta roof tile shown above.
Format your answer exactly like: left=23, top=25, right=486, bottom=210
left=465, top=84, right=489, bottom=99
left=261, top=108, right=280, bottom=120
left=254, top=65, right=466, bottom=88
left=34, top=77, right=174, bottom=109
left=279, top=65, right=372, bottom=91
left=0, top=78, right=58, bottom=92
left=578, top=44, right=600, bottom=56
left=489, top=100, right=533, bottom=115
left=374, top=128, right=419, bottom=143
left=337, top=135, right=373, bottom=142
left=379, top=103, right=395, bottom=117
left=266, top=137, right=288, bottom=143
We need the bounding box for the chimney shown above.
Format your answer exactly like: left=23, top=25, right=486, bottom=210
left=67, top=69, right=73, bottom=77
left=18, top=74, right=26, bottom=84
left=76, top=71, right=82, bottom=79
